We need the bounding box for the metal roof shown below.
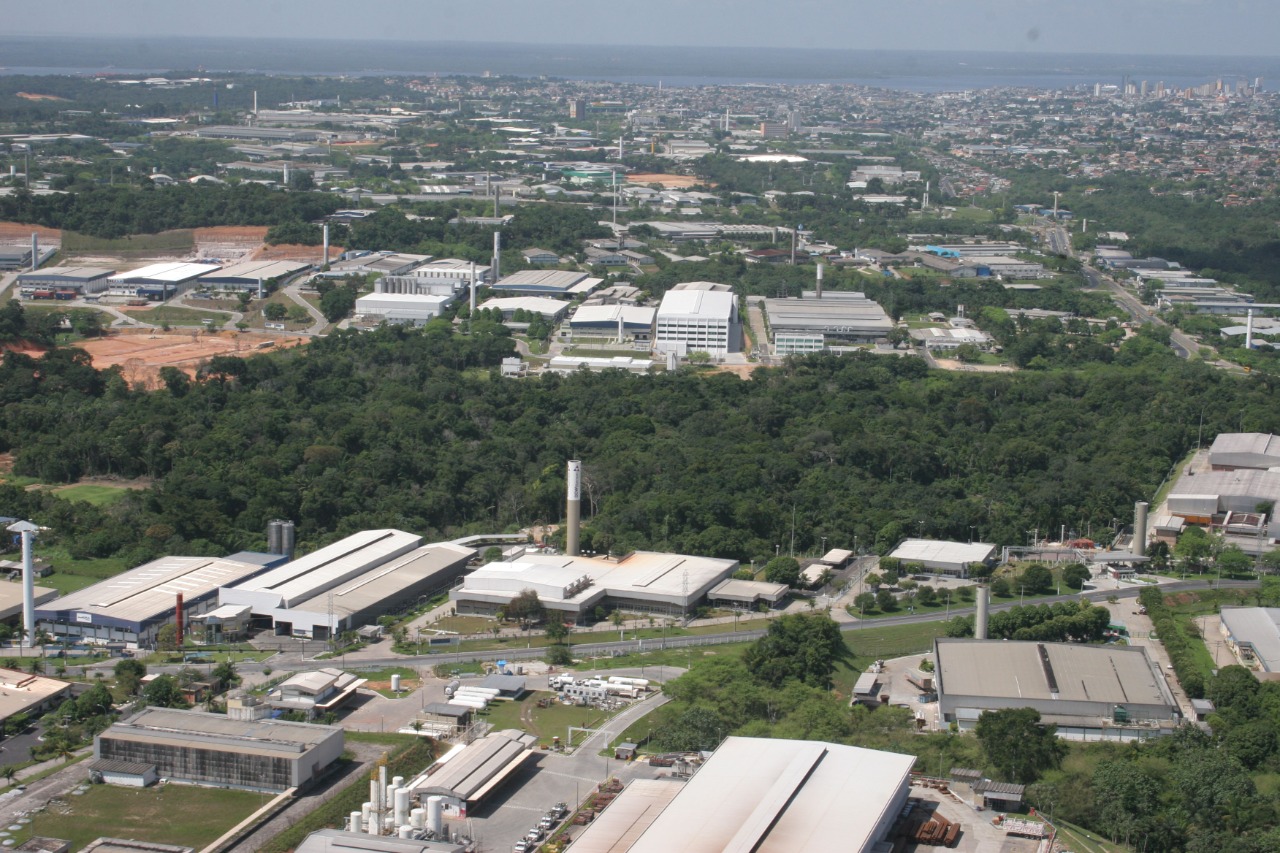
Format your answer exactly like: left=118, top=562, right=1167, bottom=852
left=0, top=668, right=71, bottom=721
left=102, top=707, right=340, bottom=756
left=413, top=729, right=537, bottom=802
left=564, top=779, right=686, bottom=853
left=286, top=542, right=475, bottom=619
left=1220, top=607, right=1280, bottom=672
left=569, top=304, right=656, bottom=327
left=764, top=295, right=893, bottom=335
left=38, top=554, right=275, bottom=628
left=198, top=260, right=309, bottom=283
left=1208, top=432, right=1280, bottom=464
left=889, top=539, right=995, bottom=567
left=230, top=529, right=422, bottom=607
left=17, top=266, right=115, bottom=282
left=624, top=737, right=914, bottom=853
left=109, top=262, right=221, bottom=284
left=1170, top=468, right=1280, bottom=505
left=295, top=828, right=465, bottom=853
left=935, top=639, right=1176, bottom=709
left=657, top=289, right=735, bottom=321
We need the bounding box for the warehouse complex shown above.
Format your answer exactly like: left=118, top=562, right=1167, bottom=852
left=1208, top=432, right=1280, bottom=470
left=567, top=737, right=914, bottom=853
left=95, top=708, right=343, bottom=792
left=355, top=292, right=453, bottom=325
left=449, top=551, right=739, bottom=621
left=219, top=530, right=474, bottom=639
left=764, top=290, right=893, bottom=354
left=107, top=262, right=222, bottom=300
left=36, top=552, right=283, bottom=648
left=490, top=270, right=602, bottom=297
left=15, top=266, right=115, bottom=297
left=934, top=638, right=1180, bottom=740
left=196, top=260, right=310, bottom=294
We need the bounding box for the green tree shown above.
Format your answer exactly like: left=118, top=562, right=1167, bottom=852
left=853, top=592, right=877, bottom=614
left=1062, top=563, right=1092, bottom=590
left=875, top=588, right=898, bottom=612
left=212, top=659, right=240, bottom=689
left=1175, top=527, right=1215, bottom=572
left=990, top=577, right=1012, bottom=597
left=975, top=708, right=1066, bottom=783
left=142, top=674, right=189, bottom=708
left=742, top=613, right=846, bottom=689
left=1216, top=546, right=1253, bottom=579
left=505, top=589, right=546, bottom=628
left=263, top=302, right=288, bottom=322
left=1020, top=563, right=1054, bottom=594
left=762, top=556, right=801, bottom=587
left=114, top=658, right=147, bottom=696
left=156, top=623, right=180, bottom=652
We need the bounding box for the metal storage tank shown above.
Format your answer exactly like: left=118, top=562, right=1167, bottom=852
left=427, top=795, right=444, bottom=835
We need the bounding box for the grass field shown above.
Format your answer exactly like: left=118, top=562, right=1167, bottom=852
left=62, top=229, right=195, bottom=256
left=17, top=782, right=266, bottom=850
left=0, top=546, right=130, bottom=595
left=52, top=483, right=131, bottom=506
left=137, top=305, right=230, bottom=327
left=833, top=620, right=950, bottom=695
left=484, top=690, right=622, bottom=745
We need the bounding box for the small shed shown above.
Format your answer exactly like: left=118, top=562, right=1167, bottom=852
left=89, top=758, right=158, bottom=788
left=1190, top=698, right=1216, bottom=722
left=479, top=673, right=527, bottom=698
left=614, top=742, right=638, bottom=760
left=974, top=779, right=1025, bottom=811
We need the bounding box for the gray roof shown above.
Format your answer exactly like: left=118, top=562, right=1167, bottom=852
left=478, top=674, right=527, bottom=694
left=423, top=703, right=470, bottom=718
left=1208, top=432, right=1280, bottom=469
left=295, top=829, right=464, bottom=853
left=89, top=758, right=156, bottom=776
left=1220, top=607, right=1280, bottom=672
left=414, top=729, right=537, bottom=802
left=101, top=708, right=341, bottom=757
left=764, top=294, right=893, bottom=336
left=935, top=639, right=1176, bottom=710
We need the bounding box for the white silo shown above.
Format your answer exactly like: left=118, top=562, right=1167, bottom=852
left=426, top=796, right=444, bottom=835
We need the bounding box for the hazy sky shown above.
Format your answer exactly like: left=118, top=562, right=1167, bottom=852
left=12, top=0, right=1280, bottom=56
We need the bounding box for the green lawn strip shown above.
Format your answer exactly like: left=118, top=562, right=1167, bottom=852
left=17, top=781, right=266, bottom=851
left=259, top=739, right=435, bottom=853
left=1050, top=817, right=1130, bottom=853
left=347, top=665, right=421, bottom=698
left=455, top=618, right=773, bottom=654
left=51, top=484, right=131, bottom=506
left=139, top=305, right=231, bottom=327
left=832, top=621, right=949, bottom=695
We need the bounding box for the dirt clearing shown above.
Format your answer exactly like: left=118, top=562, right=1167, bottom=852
left=78, top=329, right=308, bottom=387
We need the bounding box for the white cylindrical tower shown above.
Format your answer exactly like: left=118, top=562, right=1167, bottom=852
left=469, top=262, right=477, bottom=317
left=322, top=223, right=330, bottom=267
left=975, top=586, right=989, bottom=640
left=349, top=812, right=363, bottom=833
left=398, top=826, right=413, bottom=839
left=566, top=460, right=582, bottom=557
left=31, top=233, right=38, bottom=272
left=1134, top=501, right=1149, bottom=557
left=370, top=781, right=380, bottom=818
left=7, top=521, right=38, bottom=646
left=816, top=263, right=823, bottom=299
left=492, top=231, right=501, bottom=281
left=394, top=787, right=411, bottom=827
left=391, top=673, right=401, bottom=692
left=1246, top=309, right=1255, bottom=350
left=410, top=807, right=425, bottom=830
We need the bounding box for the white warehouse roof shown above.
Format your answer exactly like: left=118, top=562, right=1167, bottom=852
left=569, top=304, right=656, bottom=328
left=1219, top=607, right=1280, bottom=673
left=110, top=262, right=222, bottom=283
left=657, top=289, right=735, bottom=321
left=889, top=539, right=996, bottom=568
left=1209, top=432, right=1280, bottom=470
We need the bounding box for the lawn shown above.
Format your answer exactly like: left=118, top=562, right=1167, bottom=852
left=832, top=621, right=950, bottom=696
left=52, top=484, right=131, bottom=506
left=485, top=690, right=626, bottom=746
left=454, top=617, right=774, bottom=654
left=63, top=229, right=195, bottom=256
left=138, top=305, right=230, bottom=327
left=17, top=782, right=266, bottom=850
left=0, top=546, right=131, bottom=595
left=947, top=206, right=996, bottom=222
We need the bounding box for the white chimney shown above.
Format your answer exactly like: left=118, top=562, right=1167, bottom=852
left=1246, top=309, right=1254, bottom=350
left=322, top=223, right=330, bottom=267
left=566, top=460, right=582, bottom=556
left=974, top=585, right=989, bottom=640
left=815, top=262, right=823, bottom=299
left=7, top=521, right=38, bottom=646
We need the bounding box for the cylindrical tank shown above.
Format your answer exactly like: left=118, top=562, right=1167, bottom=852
left=267, top=520, right=282, bottom=555
left=370, top=781, right=380, bottom=815
left=444, top=680, right=460, bottom=697
left=410, top=808, right=425, bottom=830
left=454, top=686, right=499, bottom=698
left=398, top=826, right=414, bottom=839
left=447, top=695, right=487, bottom=709
left=391, top=673, right=402, bottom=692
left=1134, top=501, right=1149, bottom=557
left=281, top=520, right=296, bottom=559
left=427, top=796, right=444, bottom=835
left=349, top=812, right=362, bottom=833
left=394, top=788, right=411, bottom=827
left=975, top=586, right=989, bottom=641
left=392, top=775, right=405, bottom=789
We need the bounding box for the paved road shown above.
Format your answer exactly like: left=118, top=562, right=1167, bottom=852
left=1082, top=265, right=1201, bottom=360
left=283, top=278, right=328, bottom=335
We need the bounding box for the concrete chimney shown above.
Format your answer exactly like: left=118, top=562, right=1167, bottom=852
left=322, top=223, right=330, bottom=267
left=815, top=262, right=823, bottom=299
left=1134, top=501, right=1148, bottom=557
left=175, top=592, right=184, bottom=645
left=1246, top=309, right=1254, bottom=350
left=492, top=231, right=501, bottom=281
left=974, top=585, right=989, bottom=640
left=7, top=521, right=38, bottom=646
left=469, top=262, right=477, bottom=318
left=566, top=460, right=582, bottom=557
left=31, top=232, right=38, bottom=272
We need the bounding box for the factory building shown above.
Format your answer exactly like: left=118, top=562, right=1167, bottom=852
left=566, top=737, right=914, bottom=853
left=271, top=668, right=367, bottom=716
left=1208, top=433, right=1280, bottom=470
left=934, top=639, right=1180, bottom=741
left=354, top=293, right=453, bottom=326
left=36, top=552, right=283, bottom=648
left=16, top=266, right=115, bottom=297
left=195, top=260, right=310, bottom=295
left=546, top=355, right=655, bottom=374
left=566, top=304, right=656, bottom=342
left=450, top=551, right=739, bottom=622
left=95, top=707, right=343, bottom=792
left=219, top=531, right=475, bottom=639
left=107, top=262, right=222, bottom=300
left=490, top=270, right=602, bottom=297
left=1167, top=469, right=1280, bottom=525
left=320, top=253, right=433, bottom=279
left=887, top=539, right=996, bottom=578
left=1218, top=607, right=1280, bottom=676
left=295, top=830, right=465, bottom=853
left=410, top=729, right=539, bottom=818
left=478, top=296, right=571, bottom=323
left=379, top=260, right=491, bottom=296
left=654, top=288, right=741, bottom=357
left=0, top=668, right=73, bottom=728
left=764, top=291, right=893, bottom=353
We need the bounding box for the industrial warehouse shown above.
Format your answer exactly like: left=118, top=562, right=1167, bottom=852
left=218, top=530, right=475, bottom=639
left=15, top=266, right=116, bottom=298
left=764, top=286, right=894, bottom=354
left=449, top=550, right=739, bottom=621
left=933, top=638, right=1181, bottom=740
left=107, top=262, right=222, bottom=300
left=195, top=259, right=310, bottom=294
left=94, top=707, right=344, bottom=792
left=410, top=729, right=539, bottom=817
left=565, top=737, right=915, bottom=853
left=36, top=552, right=283, bottom=647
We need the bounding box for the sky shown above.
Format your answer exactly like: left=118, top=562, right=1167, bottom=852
left=9, top=0, right=1280, bottom=57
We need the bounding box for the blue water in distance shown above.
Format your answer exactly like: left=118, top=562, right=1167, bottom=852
left=0, top=37, right=1273, bottom=92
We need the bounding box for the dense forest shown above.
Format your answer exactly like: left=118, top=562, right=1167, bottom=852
left=1, top=308, right=1276, bottom=568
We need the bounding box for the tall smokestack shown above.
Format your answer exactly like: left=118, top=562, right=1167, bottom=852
left=492, top=231, right=501, bottom=282
left=31, top=233, right=38, bottom=272
left=566, top=460, right=582, bottom=557
left=175, top=592, right=184, bottom=647
left=1246, top=309, right=1254, bottom=350
left=7, top=522, right=37, bottom=646
left=816, top=263, right=823, bottom=299
left=1134, top=501, right=1148, bottom=557
left=469, top=261, right=477, bottom=317
left=322, top=223, right=330, bottom=267
left=283, top=162, right=290, bottom=187
left=975, top=585, right=989, bottom=640
left=253, top=90, right=259, bottom=115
